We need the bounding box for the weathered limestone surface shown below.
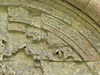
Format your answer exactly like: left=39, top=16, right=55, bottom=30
left=0, top=0, right=100, bottom=75
left=66, top=0, right=100, bottom=26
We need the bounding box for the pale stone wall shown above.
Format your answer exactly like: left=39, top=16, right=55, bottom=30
left=0, top=0, right=100, bottom=75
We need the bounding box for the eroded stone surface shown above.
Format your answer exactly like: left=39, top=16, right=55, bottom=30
left=0, top=0, right=99, bottom=75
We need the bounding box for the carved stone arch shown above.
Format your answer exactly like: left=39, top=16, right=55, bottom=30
left=0, top=0, right=100, bottom=75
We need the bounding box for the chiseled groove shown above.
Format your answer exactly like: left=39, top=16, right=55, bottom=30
left=84, top=63, right=94, bottom=75
left=59, top=0, right=100, bottom=35
left=43, top=27, right=85, bottom=61
left=42, top=23, right=91, bottom=61
left=44, top=14, right=95, bottom=56
left=75, top=30, right=100, bottom=57
left=77, top=25, right=100, bottom=56
left=70, top=18, right=100, bottom=56
left=45, top=14, right=100, bottom=59
left=42, top=0, right=100, bottom=36
left=28, top=1, right=100, bottom=55
left=47, top=13, right=100, bottom=57
left=78, top=30, right=100, bottom=57
left=83, top=0, right=91, bottom=10
left=57, top=0, right=100, bottom=38
left=36, top=0, right=100, bottom=39
left=43, top=21, right=98, bottom=58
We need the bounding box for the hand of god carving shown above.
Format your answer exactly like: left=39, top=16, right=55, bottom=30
left=55, top=47, right=82, bottom=61
left=55, top=48, right=62, bottom=58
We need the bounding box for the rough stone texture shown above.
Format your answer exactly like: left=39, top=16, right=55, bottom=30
left=66, top=0, right=100, bottom=26
left=0, top=0, right=99, bottom=75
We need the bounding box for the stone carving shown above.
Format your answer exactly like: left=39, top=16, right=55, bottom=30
left=0, top=0, right=99, bottom=75
left=55, top=47, right=82, bottom=61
